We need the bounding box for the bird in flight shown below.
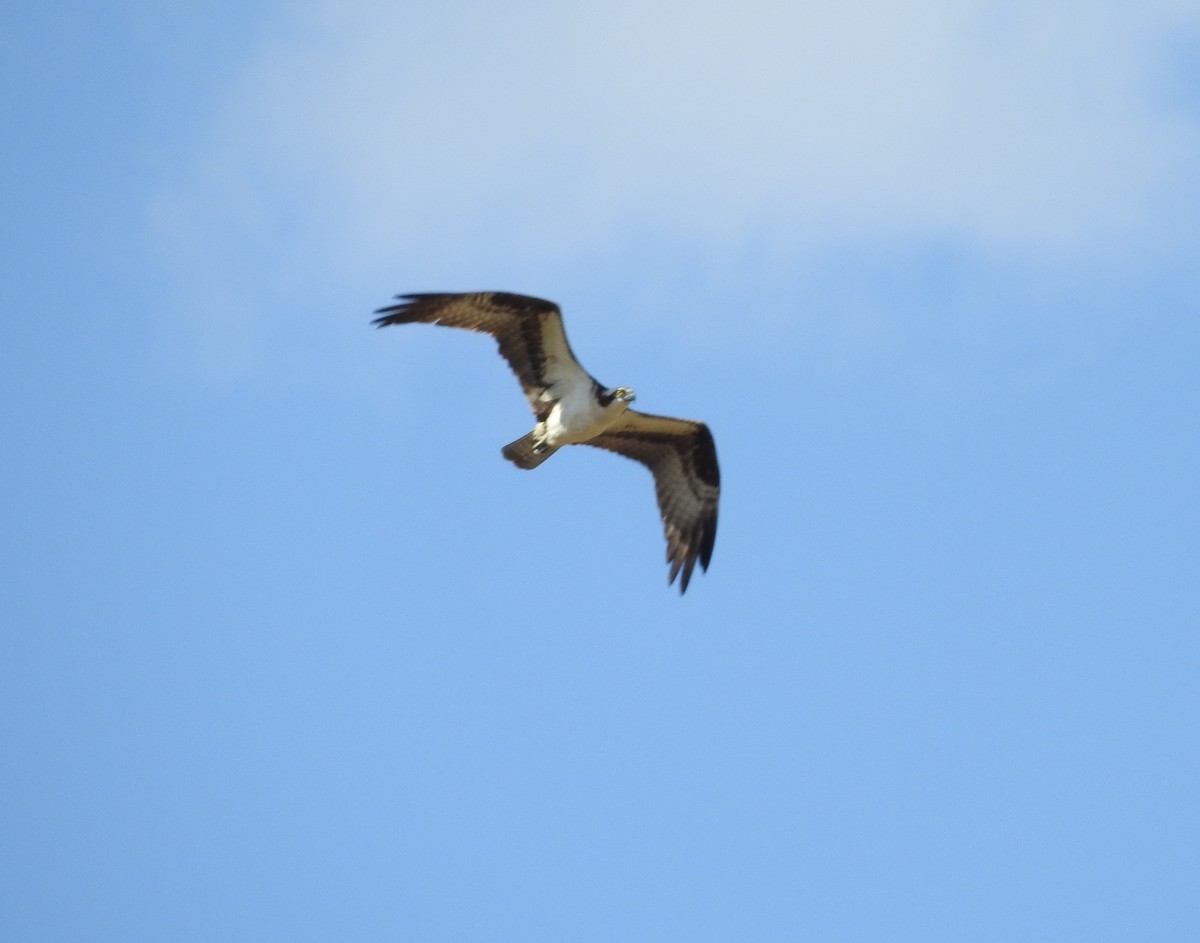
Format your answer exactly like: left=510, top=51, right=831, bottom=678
left=373, top=291, right=720, bottom=592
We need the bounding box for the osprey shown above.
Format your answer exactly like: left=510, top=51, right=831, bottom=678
left=373, top=291, right=720, bottom=592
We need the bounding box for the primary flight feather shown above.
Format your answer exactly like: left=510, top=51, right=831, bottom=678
left=373, top=291, right=720, bottom=592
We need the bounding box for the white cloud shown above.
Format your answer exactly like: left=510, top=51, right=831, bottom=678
left=151, top=0, right=1200, bottom=369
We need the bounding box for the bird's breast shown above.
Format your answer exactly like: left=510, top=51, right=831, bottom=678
left=544, top=389, right=620, bottom=446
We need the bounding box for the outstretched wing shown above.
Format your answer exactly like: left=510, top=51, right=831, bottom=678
left=588, top=411, right=720, bottom=593
left=373, top=292, right=593, bottom=420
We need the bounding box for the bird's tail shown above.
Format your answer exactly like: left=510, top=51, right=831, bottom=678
left=502, top=432, right=559, bottom=470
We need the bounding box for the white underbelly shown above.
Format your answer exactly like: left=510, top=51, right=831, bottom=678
left=544, top=391, right=616, bottom=446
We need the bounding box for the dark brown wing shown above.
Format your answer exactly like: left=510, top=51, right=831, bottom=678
left=588, top=411, right=720, bottom=593
left=372, top=292, right=593, bottom=420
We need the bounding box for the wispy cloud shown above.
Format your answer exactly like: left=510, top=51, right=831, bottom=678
left=151, top=0, right=1200, bottom=372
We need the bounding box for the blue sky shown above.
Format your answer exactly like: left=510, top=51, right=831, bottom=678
left=3, top=1, right=1199, bottom=939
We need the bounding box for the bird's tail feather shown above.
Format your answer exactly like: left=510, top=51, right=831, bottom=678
left=502, top=432, right=558, bottom=470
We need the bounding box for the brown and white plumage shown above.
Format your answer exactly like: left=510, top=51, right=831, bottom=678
left=589, top=413, right=719, bottom=592
left=373, top=291, right=720, bottom=593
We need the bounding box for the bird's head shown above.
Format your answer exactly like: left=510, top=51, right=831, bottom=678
left=612, top=386, right=636, bottom=407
